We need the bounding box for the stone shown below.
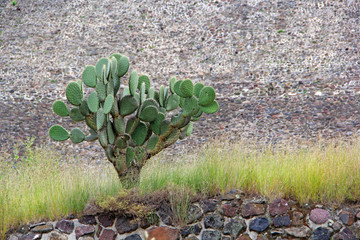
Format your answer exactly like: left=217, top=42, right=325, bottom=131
left=140, top=212, right=160, bottom=229
left=96, top=225, right=103, bottom=238
left=201, top=199, right=218, bottom=213
left=356, top=211, right=360, bottom=220
left=115, top=217, right=138, bottom=234
left=75, top=225, right=95, bottom=239
left=219, top=204, right=238, bottom=217
left=55, top=220, right=75, bottom=234
left=237, top=234, right=251, bottom=240
left=339, top=210, right=354, bottom=226
left=222, top=237, right=231, bottom=240
left=310, top=209, right=331, bottom=224
left=222, top=189, right=243, bottom=200
left=185, top=236, right=199, bottom=240
left=241, top=203, right=266, bottom=218
left=158, top=210, right=173, bottom=226
left=98, top=214, right=115, bottom=227
left=201, top=230, right=221, bottom=240
left=285, top=226, right=311, bottom=238
left=99, top=229, right=116, bottom=240
left=49, top=231, right=68, bottom=240
left=292, top=211, right=304, bottom=226
left=249, top=217, right=269, bottom=233
left=310, top=227, right=331, bottom=240
left=31, top=223, right=53, bottom=233
left=180, top=223, right=202, bottom=237
left=187, top=204, right=203, bottom=224
left=269, top=199, right=290, bottom=216
left=332, top=227, right=357, bottom=240
left=78, top=237, right=94, bottom=240
left=79, top=215, right=97, bottom=225
left=124, top=234, right=142, bottom=240
left=223, top=219, right=246, bottom=237
left=204, top=214, right=224, bottom=230
left=147, top=226, right=179, bottom=240
left=329, top=221, right=342, bottom=232
left=256, top=235, right=269, bottom=240
left=19, top=233, right=41, bottom=240
left=273, top=215, right=291, bottom=227
left=270, top=229, right=284, bottom=235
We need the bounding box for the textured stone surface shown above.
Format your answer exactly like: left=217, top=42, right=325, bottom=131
left=241, top=203, right=266, bottom=218
left=55, top=220, right=74, bottom=234
left=187, top=205, right=203, bottom=224
left=200, top=199, right=218, bottom=213
left=237, top=234, right=251, bottom=240
left=124, top=234, right=142, bottom=240
left=356, top=211, right=360, bottom=220
left=98, top=214, right=115, bottom=227
left=285, top=226, right=311, bottom=238
left=19, top=233, right=42, bottom=240
left=310, top=227, right=331, bottom=240
left=203, top=214, right=224, bottom=230
left=201, top=230, right=221, bottom=240
left=330, top=221, right=342, bottom=232
left=184, top=236, right=199, bottom=240
left=75, top=225, right=95, bottom=239
left=249, top=217, right=269, bottom=233
left=147, top=226, right=179, bottom=240
left=310, top=209, right=331, bottom=224
left=273, top=215, right=291, bottom=227
left=223, top=218, right=246, bottom=237
left=78, top=237, right=94, bottom=240
left=332, top=227, right=357, bottom=240
left=180, top=223, right=202, bottom=237
left=339, top=210, right=354, bottom=226
left=115, top=217, right=138, bottom=234
left=292, top=211, right=304, bottom=226
left=219, top=204, right=238, bottom=217
left=269, top=199, right=289, bottom=216
left=49, top=231, right=68, bottom=240
left=99, top=229, right=116, bottom=240
left=31, top=224, right=54, bottom=233
left=79, top=215, right=97, bottom=225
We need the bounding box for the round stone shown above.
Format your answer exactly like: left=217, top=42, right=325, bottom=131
left=310, top=208, right=331, bottom=224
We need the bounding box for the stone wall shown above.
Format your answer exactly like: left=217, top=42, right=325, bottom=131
left=7, top=191, right=360, bottom=240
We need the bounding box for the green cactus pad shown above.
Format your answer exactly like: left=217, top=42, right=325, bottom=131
left=186, top=122, right=194, bottom=136
left=66, top=81, right=83, bottom=106
left=129, top=70, right=139, bottom=96
left=174, top=80, right=186, bottom=98
left=107, top=122, right=115, bottom=144
left=115, top=137, right=127, bottom=149
left=96, top=82, right=106, bottom=102
left=82, top=65, right=97, bottom=88
left=105, top=146, right=115, bottom=162
left=140, top=82, right=146, bottom=104
left=79, top=100, right=90, bottom=116
left=96, top=108, right=105, bottom=130
left=113, top=116, right=125, bottom=135
left=87, top=92, right=99, bottom=113
left=158, top=107, right=167, bottom=115
left=107, top=78, right=114, bottom=96
left=104, top=94, right=114, bottom=114
left=102, top=64, right=108, bottom=84
left=123, top=86, right=130, bottom=97
left=110, top=96, right=119, bottom=117
left=194, top=82, right=205, bottom=98
left=146, top=134, right=160, bottom=151
left=49, top=125, right=69, bottom=141
left=85, top=130, right=98, bottom=141
left=164, top=129, right=180, bottom=147
left=165, top=94, right=180, bottom=111
left=180, top=79, right=194, bottom=97
left=171, top=113, right=186, bottom=128
left=98, top=129, right=108, bottom=147
left=159, top=85, right=165, bottom=107
left=120, top=95, right=138, bottom=116
left=111, top=54, right=129, bottom=78
left=148, top=87, right=155, bottom=99
left=142, top=98, right=159, bottom=110
left=126, top=147, right=136, bottom=167
left=110, top=56, right=118, bottom=76
left=164, top=87, right=169, bottom=103
left=70, top=128, right=85, bottom=144
left=139, top=106, right=158, bottom=122
left=70, top=108, right=85, bottom=122
left=125, top=117, right=139, bottom=135
left=138, top=75, right=150, bottom=91
left=191, top=110, right=203, bottom=121
left=85, top=114, right=97, bottom=130
left=131, top=122, right=148, bottom=146
left=183, top=96, right=200, bottom=117
left=96, top=57, right=110, bottom=80
left=200, top=100, right=219, bottom=114
left=150, top=112, right=165, bottom=135
left=169, top=77, right=176, bottom=94
left=198, top=86, right=216, bottom=106
left=160, top=120, right=171, bottom=137
left=113, top=75, right=121, bottom=96
left=52, top=100, right=69, bottom=117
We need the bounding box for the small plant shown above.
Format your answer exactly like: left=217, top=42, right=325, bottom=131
left=11, top=0, right=16, bottom=6
left=49, top=53, right=219, bottom=182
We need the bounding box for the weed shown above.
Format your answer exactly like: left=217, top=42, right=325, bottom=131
left=11, top=0, right=16, bottom=6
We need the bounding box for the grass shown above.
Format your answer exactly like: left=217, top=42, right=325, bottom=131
left=2, top=137, right=360, bottom=238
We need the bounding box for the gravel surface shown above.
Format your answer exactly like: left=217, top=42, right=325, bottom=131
left=0, top=0, right=360, bottom=162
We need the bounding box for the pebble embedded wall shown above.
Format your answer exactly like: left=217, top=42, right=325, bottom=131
left=7, top=191, right=360, bottom=240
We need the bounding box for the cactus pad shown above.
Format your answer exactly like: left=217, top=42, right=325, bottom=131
left=79, top=100, right=90, bottom=116
left=150, top=112, right=165, bottom=135
left=49, top=125, right=69, bottom=141
left=96, top=82, right=106, bottom=102
left=104, top=94, right=115, bottom=114
left=52, top=100, right=69, bottom=117
left=96, top=108, right=105, bottom=130
left=138, top=75, right=151, bottom=91
left=174, top=80, right=186, bottom=98
left=131, top=122, right=148, bottom=146
left=125, top=117, right=139, bottom=135
left=120, top=95, right=138, bottom=116
left=180, top=79, right=194, bottom=97
left=66, top=81, right=83, bottom=106
left=107, top=122, right=116, bottom=144
left=115, top=137, right=127, bottom=149
left=113, top=116, right=125, bottom=134
left=200, top=100, right=219, bottom=114
left=194, top=82, right=204, bottom=98
left=70, top=108, right=85, bottom=122
left=165, top=94, right=180, bottom=111
left=169, top=77, right=176, bottom=94
left=198, top=86, right=216, bottom=106
left=129, top=70, right=139, bottom=96
left=139, top=105, right=158, bottom=122
left=96, top=57, right=110, bottom=80
left=82, top=65, right=97, bottom=88
left=70, top=128, right=85, bottom=143
left=87, top=92, right=99, bottom=113
left=183, top=96, right=200, bottom=117
left=146, top=134, right=160, bottom=151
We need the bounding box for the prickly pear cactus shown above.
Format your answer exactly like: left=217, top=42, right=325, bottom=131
left=49, top=53, right=219, bottom=181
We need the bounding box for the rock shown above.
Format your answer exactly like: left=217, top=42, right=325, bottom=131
left=203, top=214, right=224, bottom=230
left=19, top=233, right=41, bottom=240
left=184, top=236, right=199, bottom=240
left=75, top=225, right=95, bottom=239
left=219, top=204, right=238, bottom=217
left=241, top=203, right=266, bottom=218
left=222, top=237, right=231, bottom=240
left=223, top=218, right=246, bottom=237
left=332, top=227, right=357, bottom=240
left=256, top=235, right=268, bottom=240
left=329, top=221, right=342, bottom=232
left=49, top=231, right=68, bottom=240
left=55, top=220, right=74, bottom=234
left=147, top=226, right=179, bottom=240
left=31, top=224, right=53, bottom=233
left=115, top=217, right=138, bottom=234
left=99, top=229, right=116, bottom=240
left=222, top=189, right=243, bottom=200
left=140, top=213, right=160, bottom=229
left=339, top=210, right=354, bottom=226
left=124, top=234, right=142, bottom=240
left=201, top=230, right=221, bottom=240
left=310, top=227, right=331, bottom=240
left=78, top=237, right=94, bottom=240
left=180, top=223, right=202, bottom=237
left=79, top=215, right=97, bottom=225
left=273, top=215, right=291, bottom=227
left=356, top=211, right=360, bottom=220
left=285, top=226, right=311, bottom=238
left=269, top=199, right=290, bottom=216
left=158, top=210, right=173, bottom=226
left=310, top=208, right=331, bottom=224
left=249, top=217, right=269, bottom=232
left=237, top=234, right=252, bottom=240
left=201, top=199, right=218, bottom=213
left=98, top=214, right=115, bottom=227
left=187, top=205, right=203, bottom=224
left=292, top=211, right=304, bottom=226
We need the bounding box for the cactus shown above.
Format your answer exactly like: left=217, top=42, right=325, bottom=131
left=49, top=53, right=219, bottom=182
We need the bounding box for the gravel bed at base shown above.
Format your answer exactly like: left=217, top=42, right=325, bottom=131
left=0, top=0, right=360, bottom=163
